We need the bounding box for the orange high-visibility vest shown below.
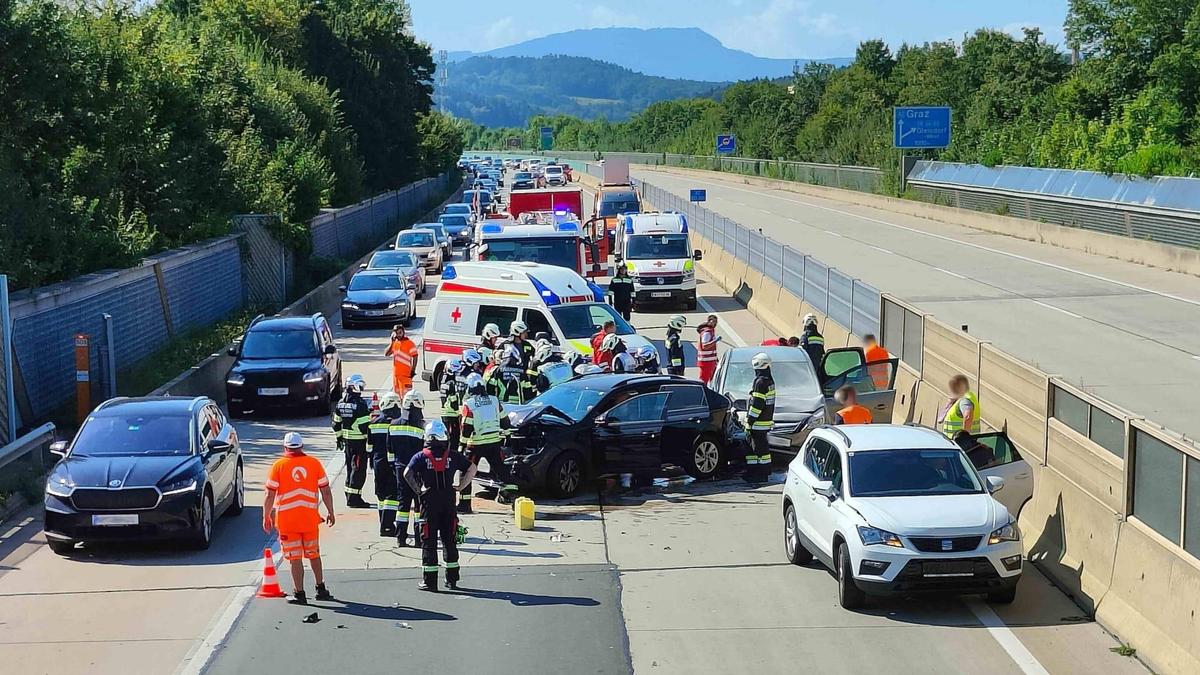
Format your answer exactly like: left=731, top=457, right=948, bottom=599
left=266, top=453, right=329, bottom=531
left=865, top=344, right=891, bottom=389
left=391, top=338, right=418, bottom=376
left=837, top=405, right=873, bottom=425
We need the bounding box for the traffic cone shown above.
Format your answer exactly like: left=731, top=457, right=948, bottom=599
left=257, top=547, right=287, bottom=598
left=370, top=391, right=379, bottom=411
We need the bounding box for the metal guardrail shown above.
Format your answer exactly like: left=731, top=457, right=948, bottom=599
left=0, top=422, right=56, bottom=473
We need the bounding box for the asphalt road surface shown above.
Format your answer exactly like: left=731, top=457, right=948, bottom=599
left=0, top=177, right=1149, bottom=675
left=632, top=166, right=1200, bottom=440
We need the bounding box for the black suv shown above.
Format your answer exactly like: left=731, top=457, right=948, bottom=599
left=224, top=314, right=341, bottom=417
left=44, top=396, right=243, bottom=553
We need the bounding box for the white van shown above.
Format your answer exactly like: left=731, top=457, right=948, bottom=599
left=615, top=212, right=702, bottom=310
left=421, top=261, right=653, bottom=387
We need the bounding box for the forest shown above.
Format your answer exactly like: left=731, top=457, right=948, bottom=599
left=1, top=0, right=465, bottom=289
left=468, top=1, right=1200, bottom=184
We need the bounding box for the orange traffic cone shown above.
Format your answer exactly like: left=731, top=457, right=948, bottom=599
left=257, top=548, right=287, bottom=598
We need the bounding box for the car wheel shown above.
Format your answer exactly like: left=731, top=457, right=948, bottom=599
left=685, top=434, right=723, bottom=479
left=225, top=463, right=245, bottom=516
left=191, top=491, right=214, bottom=550
left=547, top=450, right=584, bottom=498
left=47, top=539, right=75, bottom=556
left=403, top=307, right=413, bottom=327
left=784, top=504, right=814, bottom=564
left=987, top=586, right=1017, bottom=604
left=837, top=543, right=867, bottom=609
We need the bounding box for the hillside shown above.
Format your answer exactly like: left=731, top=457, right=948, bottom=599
left=440, top=55, right=723, bottom=127
left=448, top=27, right=850, bottom=81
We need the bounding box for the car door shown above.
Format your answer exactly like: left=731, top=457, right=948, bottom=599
left=660, top=384, right=711, bottom=464
left=967, top=431, right=1034, bottom=517
left=198, top=406, right=233, bottom=506
left=807, top=439, right=845, bottom=560
left=317, top=319, right=339, bottom=381
left=821, top=348, right=898, bottom=423
left=591, top=391, right=668, bottom=474
left=790, top=437, right=836, bottom=561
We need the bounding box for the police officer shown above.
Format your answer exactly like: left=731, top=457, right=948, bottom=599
left=608, top=265, right=635, bottom=320
left=366, top=392, right=402, bottom=536
left=800, top=313, right=825, bottom=368
left=633, top=345, right=661, bottom=374
left=403, top=420, right=476, bottom=591
left=665, top=314, right=687, bottom=376
left=744, top=353, right=776, bottom=483
left=532, top=341, right=573, bottom=394
left=479, top=323, right=502, bottom=351
left=440, top=358, right=465, bottom=449
left=458, top=373, right=510, bottom=512
left=604, top=334, right=637, bottom=374
left=333, top=374, right=372, bottom=508
left=389, top=389, right=425, bottom=546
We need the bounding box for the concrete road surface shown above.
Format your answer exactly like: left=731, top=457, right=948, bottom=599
left=633, top=166, right=1200, bottom=440
left=0, top=178, right=1149, bottom=675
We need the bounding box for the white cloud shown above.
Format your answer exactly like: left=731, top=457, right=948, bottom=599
left=481, top=16, right=540, bottom=50
left=715, top=0, right=858, bottom=58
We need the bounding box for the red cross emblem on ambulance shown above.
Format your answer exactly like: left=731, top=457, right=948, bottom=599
left=653, top=261, right=666, bottom=267
left=451, top=307, right=462, bottom=323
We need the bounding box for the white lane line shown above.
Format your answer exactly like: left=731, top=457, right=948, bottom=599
left=824, top=230, right=844, bottom=238
left=657, top=172, right=1200, bottom=309
left=933, top=266, right=967, bottom=280
left=966, top=600, right=1051, bottom=675
left=1, top=526, right=20, bottom=539
left=1033, top=300, right=1082, bottom=319
left=759, top=208, right=772, bottom=214
left=696, top=296, right=747, bottom=348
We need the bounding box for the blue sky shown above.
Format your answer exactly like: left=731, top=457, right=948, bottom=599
left=408, top=0, right=1069, bottom=58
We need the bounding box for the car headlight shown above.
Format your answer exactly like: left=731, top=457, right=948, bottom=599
left=161, top=477, right=198, bottom=496
left=682, top=268, right=694, bottom=279
left=342, top=302, right=359, bottom=310
left=46, top=475, right=74, bottom=497
left=802, top=413, right=825, bottom=430
left=989, top=521, right=1020, bottom=545
left=857, top=525, right=904, bottom=548
left=226, top=373, right=245, bottom=386
left=389, top=298, right=408, bottom=308
left=303, top=370, right=325, bottom=383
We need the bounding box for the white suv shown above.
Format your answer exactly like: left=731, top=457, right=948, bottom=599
left=782, top=425, right=1022, bottom=609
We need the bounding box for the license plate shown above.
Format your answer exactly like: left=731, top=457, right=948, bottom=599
left=92, top=514, right=138, bottom=526
left=650, top=292, right=672, bottom=298
left=258, top=387, right=289, bottom=396
left=922, top=561, right=975, bottom=577
left=362, top=309, right=384, bottom=316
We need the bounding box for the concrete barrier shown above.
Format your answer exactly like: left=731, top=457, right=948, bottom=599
left=979, top=344, right=1049, bottom=464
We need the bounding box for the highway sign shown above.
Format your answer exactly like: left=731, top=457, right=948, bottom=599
left=893, top=106, right=951, bottom=148
left=715, top=134, right=736, bottom=155
left=690, top=189, right=707, bottom=202
left=539, top=126, right=553, bottom=150
left=506, top=137, right=520, bottom=148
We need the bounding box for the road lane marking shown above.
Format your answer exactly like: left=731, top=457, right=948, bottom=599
left=823, top=230, right=843, bottom=238
left=869, top=245, right=894, bottom=255
left=1033, top=300, right=1082, bottom=319
left=967, top=600, right=1051, bottom=675
left=652, top=171, right=1200, bottom=310
left=934, top=266, right=967, bottom=280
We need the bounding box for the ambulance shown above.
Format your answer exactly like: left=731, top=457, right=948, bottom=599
left=615, top=212, right=703, bottom=310
left=421, top=261, right=653, bottom=388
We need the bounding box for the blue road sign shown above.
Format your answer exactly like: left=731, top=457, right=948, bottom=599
left=715, top=134, right=737, bottom=155
left=539, top=126, right=553, bottom=150
left=690, top=189, right=707, bottom=202
left=893, top=106, right=951, bottom=149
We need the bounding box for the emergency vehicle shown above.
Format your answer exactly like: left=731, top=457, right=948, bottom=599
left=421, top=262, right=652, bottom=388
left=508, top=186, right=583, bottom=220
left=615, top=212, right=702, bottom=309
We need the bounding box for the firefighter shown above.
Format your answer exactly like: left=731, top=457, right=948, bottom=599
left=458, top=373, right=509, bottom=512
left=800, top=314, right=825, bottom=368
left=498, top=339, right=529, bottom=404
left=462, top=348, right=485, bottom=377
left=665, top=314, right=687, bottom=376
left=479, top=323, right=502, bottom=351
left=366, top=392, right=402, bottom=536
left=744, top=353, right=776, bottom=483
left=389, top=389, right=426, bottom=546
left=332, top=374, right=372, bottom=508
left=633, top=345, right=661, bottom=374
left=440, top=358, right=465, bottom=449
left=403, top=420, right=476, bottom=591
left=532, top=340, right=573, bottom=394
left=604, top=334, right=637, bottom=374
left=484, top=346, right=508, bottom=400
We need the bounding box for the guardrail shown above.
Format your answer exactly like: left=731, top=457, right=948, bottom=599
left=0, top=422, right=56, bottom=474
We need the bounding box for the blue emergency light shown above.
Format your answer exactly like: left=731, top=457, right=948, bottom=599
left=527, top=274, right=561, bottom=306
left=587, top=281, right=605, bottom=302
left=481, top=223, right=503, bottom=234
left=441, top=264, right=457, bottom=280
left=557, top=222, right=579, bottom=232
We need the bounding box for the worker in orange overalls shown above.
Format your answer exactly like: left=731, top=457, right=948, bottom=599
left=863, top=333, right=892, bottom=390
left=385, top=324, right=419, bottom=394
left=262, top=432, right=336, bottom=605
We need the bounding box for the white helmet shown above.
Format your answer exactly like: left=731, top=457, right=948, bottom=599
left=635, top=345, right=657, bottom=361
left=534, top=340, right=554, bottom=362
left=462, top=348, right=482, bottom=366
left=283, top=432, right=304, bottom=449
left=803, top=313, right=818, bottom=327
left=424, top=419, right=449, bottom=442
left=481, top=323, right=501, bottom=340
left=466, top=372, right=486, bottom=393
left=492, top=345, right=506, bottom=364
left=601, top=333, right=621, bottom=352
left=346, top=374, right=366, bottom=392
left=379, top=392, right=402, bottom=411
left=751, top=352, right=772, bottom=369
left=402, top=390, right=424, bottom=409
left=668, top=314, right=687, bottom=330
left=446, top=358, right=464, bottom=375
left=510, top=320, right=528, bottom=336
left=574, top=364, right=604, bottom=376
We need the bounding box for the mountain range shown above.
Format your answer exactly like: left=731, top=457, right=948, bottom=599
left=447, top=27, right=850, bottom=82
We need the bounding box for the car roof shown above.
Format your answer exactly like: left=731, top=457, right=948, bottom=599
left=250, top=316, right=317, bottom=332
left=562, top=373, right=694, bottom=389
left=816, top=424, right=958, bottom=452
left=724, top=345, right=812, bottom=364
left=355, top=269, right=401, bottom=278
left=94, top=396, right=205, bottom=416
left=403, top=228, right=435, bottom=235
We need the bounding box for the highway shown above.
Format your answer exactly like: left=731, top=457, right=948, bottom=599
left=0, top=178, right=1149, bottom=674
left=632, top=166, right=1200, bottom=441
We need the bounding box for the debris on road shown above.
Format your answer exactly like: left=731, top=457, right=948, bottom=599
left=302, top=612, right=320, bottom=624
left=397, top=622, right=413, bottom=630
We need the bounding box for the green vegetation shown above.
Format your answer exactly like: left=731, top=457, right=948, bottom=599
left=469, top=1, right=1200, bottom=184
left=0, top=463, right=44, bottom=514
left=443, top=55, right=722, bottom=127
left=0, top=0, right=465, bottom=290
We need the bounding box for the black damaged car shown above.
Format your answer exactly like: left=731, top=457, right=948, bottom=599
left=501, top=374, right=742, bottom=497
left=43, top=397, right=244, bottom=554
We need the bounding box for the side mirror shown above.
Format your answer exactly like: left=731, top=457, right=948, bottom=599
left=226, top=345, right=239, bottom=357
left=813, top=480, right=836, bottom=500
left=594, top=415, right=610, bottom=427
left=324, top=344, right=338, bottom=355
left=359, top=263, right=368, bottom=270
left=693, top=249, right=703, bottom=261
left=387, top=244, right=395, bottom=250
left=986, top=475, right=1006, bottom=494
left=732, top=398, right=749, bottom=412
left=49, top=441, right=68, bottom=458
left=614, top=254, right=623, bottom=263
left=337, top=285, right=347, bottom=293
left=206, top=439, right=233, bottom=456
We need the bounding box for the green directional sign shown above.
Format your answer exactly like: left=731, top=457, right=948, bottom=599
left=539, top=126, right=553, bottom=150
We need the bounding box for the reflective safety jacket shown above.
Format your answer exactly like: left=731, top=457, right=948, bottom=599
left=440, top=376, right=462, bottom=419
left=942, top=392, right=981, bottom=437
left=266, top=451, right=329, bottom=531
left=747, top=370, right=776, bottom=431
left=801, top=327, right=825, bottom=366
left=697, top=326, right=719, bottom=364
left=666, top=329, right=685, bottom=369
left=461, top=393, right=503, bottom=447
left=536, top=358, right=573, bottom=394
left=333, top=393, right=371, bottom=441
left=367, top=411, right=396, bottom=459
left=388, top=407, right=425, bottom=466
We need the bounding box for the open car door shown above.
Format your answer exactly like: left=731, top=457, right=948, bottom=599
left=964, top=431, right=1034, bottom=518
left=819, top=347, right=898, bottom=424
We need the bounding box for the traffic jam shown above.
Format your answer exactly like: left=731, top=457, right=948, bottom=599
left=41, top=153, right=1033, bottom=615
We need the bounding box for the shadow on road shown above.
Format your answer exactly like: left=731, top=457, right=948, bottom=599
left=446, top=586, right=601, bottom=607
